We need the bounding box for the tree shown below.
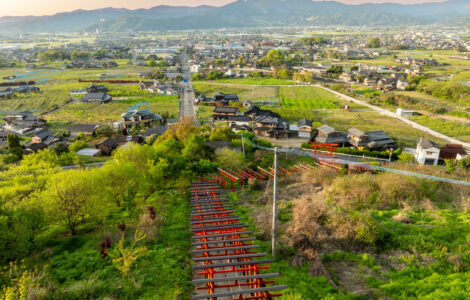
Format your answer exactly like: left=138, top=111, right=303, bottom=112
left=458, top=156, right=470, bottom=170
left=69, top=140, right=88, bottom=153
left=191, top=159, right=218, bottom=176
left=265, top=50, right=284, bottom=66
left=366, top=37, right=381, bottom=48
left=44, top=170, right=104, bottom=235
left=216, top=148, right=244, bottom=170
left=237, top=56, right=247, bottom=67
left=398, top=152, right=414, bottom=163
left=182, top=135, right=214, bottom=163
left=7, top=134, right=23, bottom=159
left=52, top=142, right=69, bottom=155
left=96, top=125, right=114, bottom=137
left=445, top=159, right=457, bottom=173
left=215, top=59, right=225, bottom=66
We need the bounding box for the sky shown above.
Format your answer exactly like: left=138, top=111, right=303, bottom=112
left=0, top=0, right=448, bottom=17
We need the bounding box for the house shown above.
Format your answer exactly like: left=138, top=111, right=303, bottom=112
left=142, top=125, right=168, bottom=138
left=366, top=131, right=396, bottom=150
left=96, top=138, right=119, bottom=155
left=347, top=128, right=395, bottom=150
left=244, top=106, right=280, bottom=120
left=315, top=125, right=348, bottom=146
left=348, top=128, right=369, bottom=148
left=31, top=129, right=54, bottom=144
left=0, top=89, right=14, bottom=99
left=25, top=142, right=47, bottom=154
left=67, top=124, right=99, bottom=137
left=3, top=112, right=45, bottom=134
left=253, top=115, right=289, bottom=139
left=297, top=119, right=313, bottom=139
left=439, top=144, right=467, bottom=162
left=415, top=137, right=440, bottom=165
left=81, top=92, right=112, bottom=103
left=212, top=107, right=239, bottom=121
left=87, top=84, right=109, bottom=93
left=396, top=80, right=409, bottom=90
left=121, top=109, right=163, bottom=129
left=213, top=92, right=239, bottom=106
left=227, top=115, right=251, bottom=127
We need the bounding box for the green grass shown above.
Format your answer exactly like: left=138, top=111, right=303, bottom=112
left=410, top=115, right=470, bottom=142
left=210, top=77, right=293, bottom=85
left=45, top=95, right=178, bottom=125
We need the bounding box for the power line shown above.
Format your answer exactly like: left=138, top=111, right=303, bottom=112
left=243, top=138, right=470, bottom=187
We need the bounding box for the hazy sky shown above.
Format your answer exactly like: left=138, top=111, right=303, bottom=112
left=0, top=0, right=447, bottom=16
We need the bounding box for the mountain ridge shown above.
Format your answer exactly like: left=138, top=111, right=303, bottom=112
left=0, top=0, right=469, bottom=34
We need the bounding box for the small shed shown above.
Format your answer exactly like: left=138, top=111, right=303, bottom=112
left=76, top=148, right=101, bottom=157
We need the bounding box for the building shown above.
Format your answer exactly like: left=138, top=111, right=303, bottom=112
left=315, top=125, right=348, bottom=146
left=212, top=107, right=239, bottom=121
left=347, top=128, right=395, bottom=150
left=415, top=137, right=440, bottom=165
left=297, top=119, right=313, bottom=139
left=76, top=148, right=102, bottom=157
left=81, top=92, right=112, bottom=103
left=121, top=109, right=163, bottom=129
left=439, top=144, right=467, bottom=162
left=67, top=124, right=99, bottom=137
left=253, top=116, right=289, bottom=139
left=396, top=108, right=417, bottom=117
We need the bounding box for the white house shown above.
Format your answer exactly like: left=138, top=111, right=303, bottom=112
left=415, top=137, right=440, bottom=165
left=397, top=80, right=409, bottom=90
left=190, top=64, right=201, bottom=73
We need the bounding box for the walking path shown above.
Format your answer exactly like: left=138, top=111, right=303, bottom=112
left=190, top=180, right=286, bottom=299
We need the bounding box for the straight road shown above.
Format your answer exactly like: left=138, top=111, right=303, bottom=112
left=179, top=47, right=199, bottom=126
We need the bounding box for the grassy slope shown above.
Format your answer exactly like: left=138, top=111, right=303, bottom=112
left=23, top=190, right=192, bottom=299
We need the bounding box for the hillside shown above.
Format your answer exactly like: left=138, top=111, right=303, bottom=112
left=0, top=0, right=469, bottom=34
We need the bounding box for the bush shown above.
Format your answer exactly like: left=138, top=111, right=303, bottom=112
left=69, top=140, right=88, bottom=153
left=216, top=148, right=244, bottom=170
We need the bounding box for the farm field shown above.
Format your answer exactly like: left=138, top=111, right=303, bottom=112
left=45, top=96, right=178, bottom=125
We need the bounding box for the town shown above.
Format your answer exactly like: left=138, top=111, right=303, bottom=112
left=0, top=1, right=469, bottom=299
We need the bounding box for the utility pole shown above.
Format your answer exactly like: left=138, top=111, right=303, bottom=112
left=241, top=135, right=245, bottom=159
left=272, top=147, right=278, bottom=257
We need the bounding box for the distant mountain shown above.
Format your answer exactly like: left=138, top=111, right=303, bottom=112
left=0, top=5, right=214, bottom=34
left=1, top=0, right=469, bottom=34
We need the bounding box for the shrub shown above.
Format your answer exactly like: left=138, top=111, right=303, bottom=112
left=69, top=140, right=88, bottom=153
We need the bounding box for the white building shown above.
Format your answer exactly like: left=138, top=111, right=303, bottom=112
left=396, top=108, right=416, bottom=117
left=190, top=64, right=201, bottom=73
left=415, top=137, right=440, bottom=165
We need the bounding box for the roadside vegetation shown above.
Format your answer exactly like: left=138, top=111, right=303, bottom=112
left=229, top=165, right=470, bottom=299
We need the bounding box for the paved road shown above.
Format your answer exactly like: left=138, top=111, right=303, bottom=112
left=179, top=48, right=199, bottom=126
left=314, top=85, right=470, bottom=149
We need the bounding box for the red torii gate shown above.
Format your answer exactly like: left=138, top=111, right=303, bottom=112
left=308, top=142, right=339, bottom=159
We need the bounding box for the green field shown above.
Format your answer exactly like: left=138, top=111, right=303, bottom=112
left=45, top=96, right=178, bottom=125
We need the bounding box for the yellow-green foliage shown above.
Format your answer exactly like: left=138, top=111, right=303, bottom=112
left=109, top=229, right=149, bottom=278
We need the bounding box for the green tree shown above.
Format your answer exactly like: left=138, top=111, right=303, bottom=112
left=366, top=37, right=381, bottom=48
left=237, top=56, right=247, bottom=67
left=182, top=135, right=214, bottom=163
left=445, top=159, right=457, bottom=173
left=216, top=148, right=244, bottom=170
left=43, top=170, right=106, bottom=235
left=458, top=156, right=470, bottom=170
left=69, top=140, right=88, bottom=153
left=398, top=152, right=414, bottom=163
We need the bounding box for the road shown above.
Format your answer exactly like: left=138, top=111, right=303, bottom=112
left=179, top=47, right=199, bottom=126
